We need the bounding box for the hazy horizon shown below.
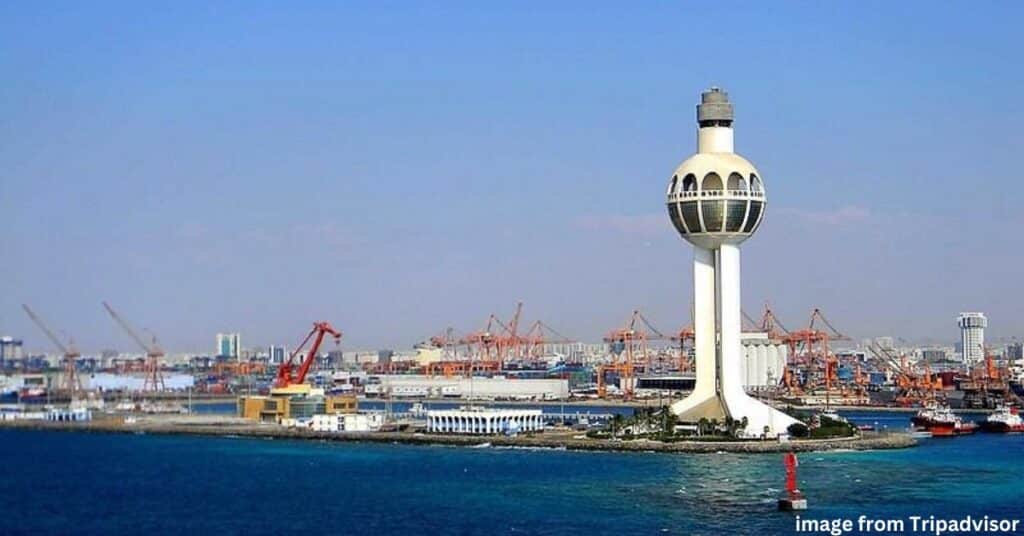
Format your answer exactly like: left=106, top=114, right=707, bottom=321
left=3, top=3, right=1023, bottom=354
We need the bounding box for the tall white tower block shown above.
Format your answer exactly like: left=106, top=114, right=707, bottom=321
left=957, top=312, right=987, bottom=365
left=666, top=88, right=798, bottom=438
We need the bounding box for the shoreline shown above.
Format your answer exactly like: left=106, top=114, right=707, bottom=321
left=9, top=394, right=995, bottom=415
left=0, top=417, right=917, bottom=454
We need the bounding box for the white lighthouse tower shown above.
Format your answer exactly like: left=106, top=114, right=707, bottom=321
left=666, top=87, right=798, bottom=438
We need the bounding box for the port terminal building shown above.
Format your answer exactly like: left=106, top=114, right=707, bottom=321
left=426, top=407, right=544, bottom=435
left=364, top=375, right=569, bottom=401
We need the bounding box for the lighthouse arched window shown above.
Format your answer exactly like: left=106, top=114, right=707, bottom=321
left=683, top=174, right=697, bottom=193
left=702, top=172, right=723, bottom=192
left=750, top=174, right=763, bottom=193
left=728, top=172, right=747, bottom=192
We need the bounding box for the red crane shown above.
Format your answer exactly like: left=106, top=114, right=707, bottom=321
left=22, top=304, right=82, bottom=398
left=103, top=301, right=165, bottom=392
left=275, top=322, right=342, bottom=388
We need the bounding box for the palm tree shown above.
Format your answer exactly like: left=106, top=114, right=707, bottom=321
left=611, top=413, right=625, bottom=437
left=697, top=417, right=709, bottom=437
left=662, top=410, right=678, bottom=436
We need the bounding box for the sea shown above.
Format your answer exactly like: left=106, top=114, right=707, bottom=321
left=0, top=410, right=1021, bottom=535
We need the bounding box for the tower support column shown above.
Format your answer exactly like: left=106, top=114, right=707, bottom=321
left=717, top=244, right=745, bottom=402
left=670, top=246, right=728, bottom=421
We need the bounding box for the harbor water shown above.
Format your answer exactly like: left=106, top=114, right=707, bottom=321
left=0, top=411, right=1021, bottom=534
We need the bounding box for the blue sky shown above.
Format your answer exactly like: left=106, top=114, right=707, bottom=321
left=2, top=2, right=1022, bottom=353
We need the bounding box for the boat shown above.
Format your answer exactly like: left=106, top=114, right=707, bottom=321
left=409, top=402, right=428, bottom=418
left=913, top=402, right=977, bottom=437
left=0, top=387, right=18, bottom=404
left=820, top=409, right=847, bottom=423
left=1012, top=381, right=1024, bottom=399
left=18, top=387, right=47, bottom=403
left=977, top=405, right=1024, bottom=433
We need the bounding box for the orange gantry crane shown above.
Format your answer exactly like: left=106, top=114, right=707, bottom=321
left=428, top=327, right=460, bottom=360
left=458, top=302, right=524, bottom=369
left=426, top=303, right=574, bottom=377
left=520, top=320, right=574, bottom=361
left=670, top=325, right=695, bottom=372
left=598, top=310, right=669, bottom=398
left=758, top=304, right=789, bottom=340
left=275, top=321, right=342, bottom=389
left=22, top=304, right=82, bottom=398
left=102, top=301, right=166, bottom=392
left=459, top=314, right=505, bottom=367
left=781, top=308, right=852, bottom=395
left=866, top=342, right=942, bottom=406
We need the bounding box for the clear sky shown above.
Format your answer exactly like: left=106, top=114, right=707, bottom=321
left=2, top=2, right=1022, bottom=354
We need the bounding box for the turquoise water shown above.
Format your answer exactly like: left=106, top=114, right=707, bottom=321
left=0, top=412, right=1021, bottom=535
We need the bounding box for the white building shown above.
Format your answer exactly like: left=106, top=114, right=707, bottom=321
left=740, top=333, right=789, bottom=389
left=85, top=372, right=195, bottom=391
left=216, top=333, right=241, bottom=359
left=366, top=375, right=568, bottom=401
left=268, top=345, right=287, bottom=364
left=957, top=312, right=987, bottom=365
left=426, top=407, right=544, bottom=435
left=310, top=413, right=384, bottom=433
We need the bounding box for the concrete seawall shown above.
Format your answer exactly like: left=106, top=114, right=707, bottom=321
left=0, top=417, right=916, bottom=454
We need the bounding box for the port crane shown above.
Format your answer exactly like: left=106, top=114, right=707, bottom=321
left=866, top=342, right=941, bottom=406
left=670, top=325, right=695, bottom=372
left=781, top=308, right=852, bottom=395
left=102, top=301, right=166, bottom=392
left=275, top=321, right=342, bottom=389
left=599, top=310, right=668, bottom=398
left=504, top=302, right=524, bottom=361
left=21, top=304, right=81, bottom=398
left=520, top=320, right=573, bottom=361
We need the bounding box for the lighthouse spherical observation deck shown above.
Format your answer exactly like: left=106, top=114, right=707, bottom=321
left=666, top=87, right=766, bottom=250
left=666, top=154, right=765, bottom=249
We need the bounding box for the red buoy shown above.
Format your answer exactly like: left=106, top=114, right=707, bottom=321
left=778, top=452, right=808, bottom=511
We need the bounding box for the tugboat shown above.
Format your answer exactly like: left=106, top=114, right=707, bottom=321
left=977, top=405, right=1024, bottom=433
left=911, top=401, right=940, bottom=427
left=913, top=402, right=977, bottom=437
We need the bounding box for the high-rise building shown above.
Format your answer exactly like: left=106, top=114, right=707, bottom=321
left=1006, top=342, right=1023, bottom=361
left=956, top=313, right=987, bottom=365
left=268, top=345, right=287, bottom=364
left=0, top=336, right=24, bottom=365
left=665, top=87, right=798, bottom=437
left=216, top=333, right=241, bottom=360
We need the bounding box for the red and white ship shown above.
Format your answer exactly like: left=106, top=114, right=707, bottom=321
left=912, top=402, right=977, bottom=437
left=977, top=405, right=1024, bottom=433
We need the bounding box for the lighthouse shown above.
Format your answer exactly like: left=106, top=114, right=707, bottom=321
left=666, top=87, right=799, bottom=438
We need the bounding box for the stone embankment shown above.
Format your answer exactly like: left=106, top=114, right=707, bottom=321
left=1, top=415, right=916, bottom=453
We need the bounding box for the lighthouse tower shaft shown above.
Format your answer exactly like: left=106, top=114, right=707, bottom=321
left=666, top=88, right=798, bottom=438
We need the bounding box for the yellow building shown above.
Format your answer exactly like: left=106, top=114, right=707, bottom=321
left=238, top=385, right=357, bottom=423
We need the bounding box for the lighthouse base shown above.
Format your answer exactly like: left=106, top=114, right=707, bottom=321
left=671, top=390, right=800, bottom=439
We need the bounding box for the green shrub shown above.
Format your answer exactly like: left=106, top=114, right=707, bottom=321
left=788, top=422, right=809, bottom=438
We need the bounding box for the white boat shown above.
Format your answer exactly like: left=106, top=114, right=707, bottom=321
left=978, top=405, right=1024, bottom=433
left=409, top=402, right=428, bottom=417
